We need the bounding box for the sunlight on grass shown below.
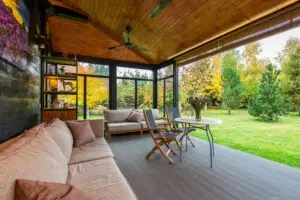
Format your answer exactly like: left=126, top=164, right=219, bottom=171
left=189, top=109, right=300, bottom=169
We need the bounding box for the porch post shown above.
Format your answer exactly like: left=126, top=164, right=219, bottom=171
left=173, top=61, right=179, bottom=108
left=109, top=64, right=117, bottom=109
left=153, top=69, right=158, bottom=109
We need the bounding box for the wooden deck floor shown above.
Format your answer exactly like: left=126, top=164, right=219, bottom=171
left=109, top=134, right=300, bottom=200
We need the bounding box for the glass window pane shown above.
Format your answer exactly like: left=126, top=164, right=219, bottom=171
left=137, top=81, right=153, bottom=109
left=86, top=77, right=109, bottom=119
left=117, top=67, right=153, bottom=79
left=117, top=79, right=135, bottom=109
left=165, top=78, right=173, bottom=108
left=158, top=64, right=173, bottom=79
left=78, top=62, right=109, bottom=76
left=157, top=80, right=164, bottom=115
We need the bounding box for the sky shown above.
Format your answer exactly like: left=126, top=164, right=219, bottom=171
left=238, top=27, right=300, bottom=67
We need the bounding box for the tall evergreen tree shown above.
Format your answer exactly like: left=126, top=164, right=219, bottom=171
left=281, top=50, right=300, bottom=115
left=222, top=51, right=244, bottom=114
left=248, top=64, right=289, bottom=121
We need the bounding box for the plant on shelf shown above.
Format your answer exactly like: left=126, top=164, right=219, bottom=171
left=187, top=96, right=208, bottom=121
left=59, top=65, right=65, bottom=75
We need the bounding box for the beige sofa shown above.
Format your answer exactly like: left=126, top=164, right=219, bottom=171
left=0, top=118, right=137, bottom=200
left=104, top=109, right=169, bottom=140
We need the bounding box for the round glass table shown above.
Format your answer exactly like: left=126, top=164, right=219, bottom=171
left=175, top=117, right=223, bottom=168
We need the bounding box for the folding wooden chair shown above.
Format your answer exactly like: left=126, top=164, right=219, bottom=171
left=144, top=109, right=179, bottom=164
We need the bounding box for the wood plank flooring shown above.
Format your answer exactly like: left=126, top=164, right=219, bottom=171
left=109, top=134, right=300, bottom=200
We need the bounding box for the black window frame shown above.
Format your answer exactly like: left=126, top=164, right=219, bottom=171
left=116, top=66, right=155, bottom=109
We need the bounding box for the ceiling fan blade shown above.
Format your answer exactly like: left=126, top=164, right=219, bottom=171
left=123, top=31, right=130, bottom=43
left=108, top=44, right=126, bottom=50
left=149, top=0, right=171, bottom=19
left=131, top=45, right=149, bottom=52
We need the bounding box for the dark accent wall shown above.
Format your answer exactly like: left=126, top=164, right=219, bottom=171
left=0, top=1, right=43, bottom=143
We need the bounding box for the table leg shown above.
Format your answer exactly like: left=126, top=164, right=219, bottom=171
left=205, top=125, right=213, bottom=168
left=180, top=136, right=182, bottom=162
left=208, top=125, right=215, bottom=157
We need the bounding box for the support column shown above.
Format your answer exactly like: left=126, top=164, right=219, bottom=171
left=109, top=65, right=117, bottom=109
left=153, top=70, right=158, bottom=109
left=173, top=61, right=179, bottom=108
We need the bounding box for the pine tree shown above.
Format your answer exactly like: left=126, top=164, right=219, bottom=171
left=222, top=51, right=244, bottom=114
left=281, top=49, right=300, bottom=116
left=248, top=64, right=289, bottom=121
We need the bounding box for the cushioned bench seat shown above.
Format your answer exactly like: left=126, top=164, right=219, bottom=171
left=69, top=137, right=115, bottom=165
left=106, top=122, right=141, bottom=132
left=68, top=158, right=137, bottom=200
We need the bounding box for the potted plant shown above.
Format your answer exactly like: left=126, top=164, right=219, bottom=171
left=187, top=96, right=208, bottom=121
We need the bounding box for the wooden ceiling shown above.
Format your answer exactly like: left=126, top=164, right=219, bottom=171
left=48, top=0, right=297, bottom=64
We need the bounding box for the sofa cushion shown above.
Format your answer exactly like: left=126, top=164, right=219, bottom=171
left=141, top=120, right=169, bottom=129
left=67, top=158, right=137, bottom=200
left=45, top=118, right=73, bottom=161
left=107, top=122, right=141, bottom=132
left=104, top=109, right=132, bottom=123
left=152, top=109, right=161, bottom=120
left=127, top=111, right=143, bottom=123
left=133, top=109, right=145, bottom=121
left=67, top=121, right=96, bottom=147
left=69, top=137, right=115, bottom=165
left=0, top=125, right=68, bottom=200
left=89, top=119, right=105, bottom=137
left=15, top=179, right=92, bottom=200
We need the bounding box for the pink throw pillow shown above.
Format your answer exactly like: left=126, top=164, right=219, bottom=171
left=15, top=179, right=92, bottom=200
left=67, top=121, right=96, bottom=147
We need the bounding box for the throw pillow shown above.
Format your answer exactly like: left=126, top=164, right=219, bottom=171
left=15, top=179, right=92, bottom=200
left=67, top=121, right=96, bottom=147
left=152, top=109, right=161, bottom=120
left=127, top=111, right=143, bottom=123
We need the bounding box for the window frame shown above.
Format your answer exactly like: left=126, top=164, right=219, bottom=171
left=116, top=67, right=154, bottom=109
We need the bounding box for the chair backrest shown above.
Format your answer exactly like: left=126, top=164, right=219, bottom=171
left=167, top=106, right=181, bottom=121
left=167, top=107, right=181, bottom=128
left=143, top=110, right=158, bottom=130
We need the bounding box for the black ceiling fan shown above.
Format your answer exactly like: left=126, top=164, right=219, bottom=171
left=108, top=26, right=148, bottom=51
left=149, top=0, right=172, bottom=19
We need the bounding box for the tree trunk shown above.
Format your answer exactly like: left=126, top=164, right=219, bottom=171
left=228, top=109, right=231, bottom=115
left=212, top=98, right=217, bottom=106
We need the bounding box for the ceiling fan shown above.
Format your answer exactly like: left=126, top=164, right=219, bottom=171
left=108, top=26, right=148, bottom=51
left=149, top=0, right=172, bottom=19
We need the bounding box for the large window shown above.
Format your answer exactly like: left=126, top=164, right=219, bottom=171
left=77, top=62, right=110, bottom=119
left=86, top=77, right=109, bottom=119
left=157, top=64, right=174, bottom=115
left=158, top=64, right=173, bottom=79
left=117, top=79, right=135, bottom=109
left=117, top=67, right=154, bottom=109
left=137, top=81, right=153, bottom=109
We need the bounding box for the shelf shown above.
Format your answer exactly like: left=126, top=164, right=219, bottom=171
left=42, top=108, right=77, bottom=111
left=43, top=74, right=77, bottom=79
left=42, top=56, right=77, bottom=65
left=43, top=91, right=77, bottom=95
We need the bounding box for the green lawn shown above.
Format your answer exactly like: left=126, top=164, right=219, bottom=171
left=189, top=109, right=300, bottom=169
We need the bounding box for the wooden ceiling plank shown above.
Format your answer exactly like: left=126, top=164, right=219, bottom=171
left=48, top=0, right=297, bottom=64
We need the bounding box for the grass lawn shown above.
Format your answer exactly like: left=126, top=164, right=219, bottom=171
left=190, top=109, right=300, bottom=169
